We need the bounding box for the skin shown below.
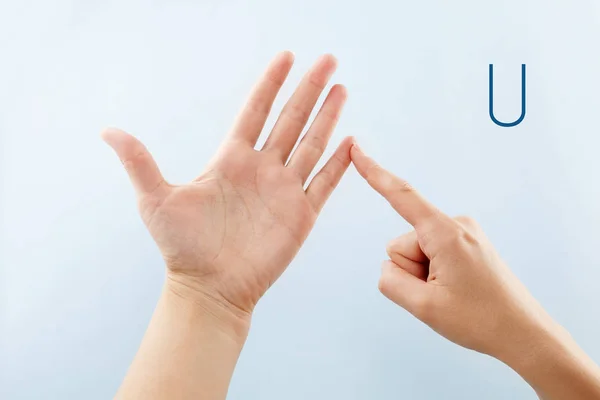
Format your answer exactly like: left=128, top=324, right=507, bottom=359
left=103, top=52, right=353, bottom=399
left=103, top=52, right=600, bottom=399
left=350, top=143, right=600, bottom=400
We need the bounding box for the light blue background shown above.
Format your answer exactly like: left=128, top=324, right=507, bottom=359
left=2, top=1, right=600, bottom=399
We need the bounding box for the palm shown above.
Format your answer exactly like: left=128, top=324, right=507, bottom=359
left=144, top=143, right=317, bottom=310
left=103, top=52, right=352, bottom=312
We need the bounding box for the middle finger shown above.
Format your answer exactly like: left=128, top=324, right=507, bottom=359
left=261, top=54, right=338, bottom=162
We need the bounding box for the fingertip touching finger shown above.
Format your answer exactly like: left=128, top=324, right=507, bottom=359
left=350, top=143, right=446, bottom=229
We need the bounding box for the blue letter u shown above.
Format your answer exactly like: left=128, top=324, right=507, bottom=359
left=489, top=64, right=526, bottom=127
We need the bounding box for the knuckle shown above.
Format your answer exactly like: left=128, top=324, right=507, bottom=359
left=365, top=164, right=384, bottom=184
left=266, top=70, right=287, bottom=87
left=385, top=238, right=400, bottom=256
left=246, top=95, right=272, bottom=118
left=449, top=223, right=481, bottom=249
left=320, top=106, right=340, bottom=123
left=304, top=134, right=327, bottom=155
left=455, top=215, right=478, bottom=229
left=385, top=242, right=394, bottom=256
left=329, top=152, right=345, bottom=169
left=387, top=178, right=415, bottom=197
left=395, top=178, right=415, bottom=193
left=284, top=103, right=311, bottom=124
left=317, top=169, right=337, bottom=192
left=461, top=229, right=481, bottom=246
left=412, top=294, right=435, bottom=324
left=308, top=73, right=327, bottom=90
left=121, top=150, right=147, bottom=171
left=377, top=273, right=392, bottom=296
left=378, top=262, right=395, bottom=295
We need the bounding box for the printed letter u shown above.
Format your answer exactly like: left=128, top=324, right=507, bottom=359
left=489, top=64, right=526, bottom=127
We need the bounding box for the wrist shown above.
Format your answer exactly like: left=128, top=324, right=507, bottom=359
left=494, top=316, right=564, bottom=375
left=165, top=272, right=252, bottom=344
left=495, top=316, right=600, bottom=399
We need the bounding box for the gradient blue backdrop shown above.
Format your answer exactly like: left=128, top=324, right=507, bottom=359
left=2, top=1, right=600, bottom=399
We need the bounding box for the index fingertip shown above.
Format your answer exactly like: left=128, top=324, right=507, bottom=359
left=100, top=127, right=130, bottom=149
left=350, top=141, right=374, bottom=178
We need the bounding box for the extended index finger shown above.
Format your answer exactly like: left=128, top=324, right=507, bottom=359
left=350, top=143, right=439, bottom=228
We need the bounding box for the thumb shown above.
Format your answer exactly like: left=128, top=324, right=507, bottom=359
left=101, top=128, right=166, bottom=196
left=379, top=260, right=432, bottom=322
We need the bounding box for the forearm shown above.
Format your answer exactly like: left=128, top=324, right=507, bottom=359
left=115, top=278, right=251, bottom=400
left=498, top=318, right=600, bottom=400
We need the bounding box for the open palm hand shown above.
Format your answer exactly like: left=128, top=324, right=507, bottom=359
left=102, top=52, right=352, bottom=315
